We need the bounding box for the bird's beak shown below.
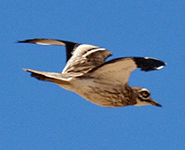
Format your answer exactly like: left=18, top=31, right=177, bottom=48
left=150, top=99, right=162, bottom=107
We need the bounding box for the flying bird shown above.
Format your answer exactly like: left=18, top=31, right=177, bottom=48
left=18, top=38, right=166, bottom=107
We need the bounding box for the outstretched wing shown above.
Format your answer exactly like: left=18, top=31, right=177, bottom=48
left=18, top=39, right=112, bottom=76
left=89, top=57, right=166, bottom=85
left=17, top=39, right=79, bottom=61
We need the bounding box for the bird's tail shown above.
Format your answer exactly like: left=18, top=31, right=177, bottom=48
left=23, top=68, right=70, bottom=85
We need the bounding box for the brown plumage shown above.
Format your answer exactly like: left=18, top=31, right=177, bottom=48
left=18, top=38, right=166, bottom=107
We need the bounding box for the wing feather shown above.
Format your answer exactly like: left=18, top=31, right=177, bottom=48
left=17, top=39, right=66, bottom=46
left=89, top=58, right=137, bottom=85
left=17, top=39, right=77, bottom=61
left=62, top=45, right=112, bottom=74
left=89, top=57, right=166, bottom=85
left=18, top=38, right=112, bottom=76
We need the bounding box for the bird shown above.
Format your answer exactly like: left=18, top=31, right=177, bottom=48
left=18, top=38, right=166, bottom=107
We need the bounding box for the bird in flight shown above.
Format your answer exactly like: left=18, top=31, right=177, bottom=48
left=18, top=38, right=166, bottom=107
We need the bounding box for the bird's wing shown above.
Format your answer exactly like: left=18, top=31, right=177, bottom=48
left=17, top=39, right=78, bottom=61
left=18, top=39, right=112, bottom=75
left=62, top=43, right=112, bottom=75
left=89, top=57, right=166, bottom=85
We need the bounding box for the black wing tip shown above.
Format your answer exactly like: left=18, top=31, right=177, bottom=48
left=16, top=38, right=80, bottom=45
left=133, top=57, right=166, bottom=71
left=16, top=39, right=37, bottom=44
left=16, top=40, right=26, bottom=43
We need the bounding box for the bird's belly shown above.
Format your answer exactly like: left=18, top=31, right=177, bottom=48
left=72, top=78, right=126, bottom=107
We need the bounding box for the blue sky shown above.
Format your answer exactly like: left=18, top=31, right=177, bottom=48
left=1, top=1, right=185, bottom=149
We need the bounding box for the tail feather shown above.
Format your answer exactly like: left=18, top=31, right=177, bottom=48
left=23, top=68, right=70, bottom=85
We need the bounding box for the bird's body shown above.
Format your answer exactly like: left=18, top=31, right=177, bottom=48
left=19, top=38, right=166, bottom=107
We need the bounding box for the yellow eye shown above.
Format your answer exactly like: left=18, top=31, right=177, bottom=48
left=140, top=90, right=150, bottom=98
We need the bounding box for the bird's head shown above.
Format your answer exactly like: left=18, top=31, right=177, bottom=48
left=132, top=87, right=162, bottom=107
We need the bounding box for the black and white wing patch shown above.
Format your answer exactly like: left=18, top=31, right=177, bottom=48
left=18, top=39, right=112, bottom=76
left=133, top=57, right=166, bottom=71
left=62, top=44, right=112, bottom=75
left=89, top=57, right=166, bottom=85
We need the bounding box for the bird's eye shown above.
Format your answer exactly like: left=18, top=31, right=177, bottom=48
left=139, top=90, right=150, bottom=98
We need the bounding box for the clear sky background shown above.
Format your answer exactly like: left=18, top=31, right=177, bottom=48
left=1, top=1, right=185, bottom=150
